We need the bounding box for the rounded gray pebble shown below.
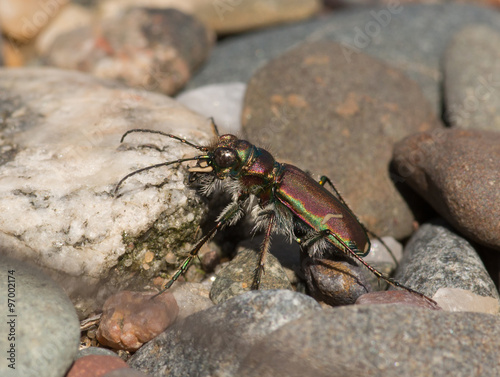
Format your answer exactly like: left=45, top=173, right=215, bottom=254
left=444, top=25, right=500, bottom=131
left=0, top=255, right=80, bottom=377
left=128, top=290, right=321, bottom=377
left=210, top=249, right=292, bottom=304
left=395, top=220, right=499, bottom=301
left=237, top=305, right=500, bottom=377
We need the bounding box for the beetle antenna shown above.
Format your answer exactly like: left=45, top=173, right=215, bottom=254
left=208, top=117, right=220, bottom=137
left=114, top=155, right=210, bottom=196
left=120, top=129, right=209, bottom=151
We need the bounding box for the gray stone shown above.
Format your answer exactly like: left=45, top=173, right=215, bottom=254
left=395, top=220, right=499, bottom=302
left=0, top=67, right=213, bottom=316
left=243, top=41, right=443, bottom=239
left=170, top=282, right=214, bottom=321
left=210, top=248, right=292, bottom=304
left=392, top=129, right=500, bottom=250
left=185, top=4, right=500, bottom=115
left=0, top=255, right=80, bottom=377
left=237, top=305, right=500, bottom=377
left=128, top=290, right=321, bottom=377
left=444, top=25, right=500, bottom=131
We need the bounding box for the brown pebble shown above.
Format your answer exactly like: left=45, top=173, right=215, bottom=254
left=393, top=128, right=500, bottom=250
left=303, top=257, right=371, bottom=306
left=66, top=355, right=129, bottom=377
left=96, top=290, right=178, bottom=351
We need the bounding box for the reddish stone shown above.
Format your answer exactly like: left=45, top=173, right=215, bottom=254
left=393, top=129, right=500, bottom=250
left=96, top=290, right=178, bottom=351
left=66, top=355, right=128, bottom=377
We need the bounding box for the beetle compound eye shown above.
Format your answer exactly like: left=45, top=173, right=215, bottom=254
left=214, top=147, right=237, bottom=168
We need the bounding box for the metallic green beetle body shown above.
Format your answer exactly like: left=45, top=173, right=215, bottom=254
left=275, top=164, right=370, bottom=257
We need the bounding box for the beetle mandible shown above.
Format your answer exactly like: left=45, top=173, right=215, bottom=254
left=114, top=121, right=432, bottom=302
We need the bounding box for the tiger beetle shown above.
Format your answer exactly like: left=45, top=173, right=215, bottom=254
left=114, top=121, right=434, bottom=303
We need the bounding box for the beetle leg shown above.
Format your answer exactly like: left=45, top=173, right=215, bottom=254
left=296, top=231, right=324, bottom=250
left=152, top=196, right=246, bottom=299
left=319, top=175, right=397, bottom=265
left=318, top=176, right=349, bottom=206
left=251, top=212, right=276, bottom=290
left=323, top=229, right=437, bottom=305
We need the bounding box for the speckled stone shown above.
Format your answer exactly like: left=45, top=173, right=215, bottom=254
left=243, top=41, right=442, bottom=239
left=128, top=290, right=321, bottom=377
left=0, top=67, right=213, bottom=317
left=444, top=25, right=500, bottom=131
left=0, top=255, right=80, bottom=377
left=392, top=129, right=500, bottom=250
left=237, top=305, right=500, bottom=377
left=394, top=220, right=499, bottom=303
left=210, top=249, right=292, bottom=304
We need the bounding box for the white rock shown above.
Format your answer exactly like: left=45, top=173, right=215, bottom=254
left=363, top=236, right=403, bottom=267
left=433, top=287, right=500, bottom=314
left=176, top=82, right=246, bottom=135
left=0, top=67, right=213, bottom=316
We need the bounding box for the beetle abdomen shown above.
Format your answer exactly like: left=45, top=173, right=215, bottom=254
left=275, top=164, right=370, bottom=256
